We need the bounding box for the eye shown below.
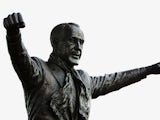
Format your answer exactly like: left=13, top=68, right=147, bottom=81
left=79, top=39, right=84, bottom=45
left=67, top=37, right=84, bottom=45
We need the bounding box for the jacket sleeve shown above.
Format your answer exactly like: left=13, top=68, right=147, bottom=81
left=7, top=33, right=43, bottom=89
left=90, top=67, right=149, bottom=99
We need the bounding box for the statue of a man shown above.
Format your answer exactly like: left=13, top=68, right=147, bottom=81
left=3, top=13, right=160, bottom=120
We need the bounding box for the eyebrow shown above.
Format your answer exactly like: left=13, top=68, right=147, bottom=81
left=72, top=37, right=84, bottom=41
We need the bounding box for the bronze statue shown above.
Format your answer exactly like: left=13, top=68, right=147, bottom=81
left=3, top=13, right=160, bottom=120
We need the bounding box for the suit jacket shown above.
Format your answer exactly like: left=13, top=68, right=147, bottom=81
left=7, top=33, right=149, bottom=120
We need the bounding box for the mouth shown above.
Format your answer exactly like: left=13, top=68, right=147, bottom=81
left=71, top=51, right=81, bottom=59
left=72, top=54, right=80, bottom=59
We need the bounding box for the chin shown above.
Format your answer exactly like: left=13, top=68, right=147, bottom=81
left=68, top=58, right=80, bottom=67
left=71, top=61, right=79, bottom=66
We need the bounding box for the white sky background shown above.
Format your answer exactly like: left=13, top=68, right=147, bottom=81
left=1, top=0, right=160, bottom=119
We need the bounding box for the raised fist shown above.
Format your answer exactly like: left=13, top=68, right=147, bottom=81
left=3, top=13, right=25, bottom=35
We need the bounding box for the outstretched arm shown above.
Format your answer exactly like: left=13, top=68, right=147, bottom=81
left=4, top=13, right=42, bottom=88
left=91, top=63, right=160, bottom=98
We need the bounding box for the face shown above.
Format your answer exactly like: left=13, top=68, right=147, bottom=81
left=55, top=25, right=84, bottom=67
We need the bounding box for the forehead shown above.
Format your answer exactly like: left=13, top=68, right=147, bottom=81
left=66, top=25, right=84, bottom=40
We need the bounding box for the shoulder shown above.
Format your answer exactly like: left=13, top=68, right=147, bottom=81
left=31, top=56, right=47, bottom=65
left=31, top=56, right=49, bottom=71
left=31, top=56, right=45, bottom=62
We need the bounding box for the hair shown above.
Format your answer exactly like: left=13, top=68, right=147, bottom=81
left=50, top=23, right=80, bottom=47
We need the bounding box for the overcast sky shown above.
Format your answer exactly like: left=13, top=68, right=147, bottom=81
left=1, top=0, right=160, bottom=120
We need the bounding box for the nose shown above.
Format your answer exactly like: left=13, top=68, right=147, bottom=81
left=75, top=40, right=82, bottom=50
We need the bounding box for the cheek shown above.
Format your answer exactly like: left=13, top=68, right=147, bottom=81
left=60, top=45, right=72, bottom=55
left=64, top=43, right=75, bottom=52
left=56, top=42, right=75, bottom=55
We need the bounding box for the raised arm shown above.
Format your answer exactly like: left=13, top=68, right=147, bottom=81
left=4, top=13, right=42, bottom=88
left=91, top=63, right=160, bottom=98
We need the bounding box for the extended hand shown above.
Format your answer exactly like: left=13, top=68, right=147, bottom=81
left=3, top=13, right=25, bottom=35
left=149, top=62, right=160, bottom=74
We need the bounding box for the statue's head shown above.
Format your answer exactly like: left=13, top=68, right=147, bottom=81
left=50, top=23, right=84, bottom=67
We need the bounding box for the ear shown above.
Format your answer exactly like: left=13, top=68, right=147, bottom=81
left=53, top=40, right=61, bottom=54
